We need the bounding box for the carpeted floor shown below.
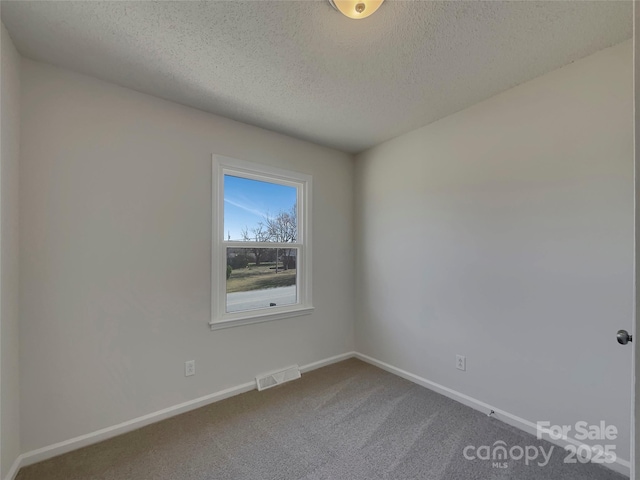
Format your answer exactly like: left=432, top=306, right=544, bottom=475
left=17, top=358, right=626, bottom=480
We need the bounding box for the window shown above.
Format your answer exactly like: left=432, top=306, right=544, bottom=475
left=211, top=155, right=313, bottom=330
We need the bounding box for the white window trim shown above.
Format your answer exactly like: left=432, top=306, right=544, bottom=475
left=210, top=154, right=313, bottom=330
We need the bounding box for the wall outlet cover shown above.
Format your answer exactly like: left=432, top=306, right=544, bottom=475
left=456, top=355, right=466, bottom=371
left=185, top=360, right=196, bottom=377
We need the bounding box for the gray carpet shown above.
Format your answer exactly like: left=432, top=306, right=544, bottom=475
left=17, top=358, right=626, bottom=480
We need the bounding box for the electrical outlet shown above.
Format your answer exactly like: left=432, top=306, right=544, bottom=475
left=185, top=360, right=195, bottom=377
left=456, top=355, right=466, bottom=371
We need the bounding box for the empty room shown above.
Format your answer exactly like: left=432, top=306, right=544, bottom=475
left=0, top=1, right=637, bottom=479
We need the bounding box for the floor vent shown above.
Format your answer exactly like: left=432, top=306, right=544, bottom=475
left=256, top=365, right=301, bottom=391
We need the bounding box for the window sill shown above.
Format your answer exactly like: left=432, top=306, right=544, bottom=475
left=209, top=306, right=314, bottom=331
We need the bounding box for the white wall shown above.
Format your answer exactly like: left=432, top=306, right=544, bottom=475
left=355, top=40, right=634, bottom=462
left=19, top=59, right=355, bottom=452
left=1, top=22, right=21, bottom=480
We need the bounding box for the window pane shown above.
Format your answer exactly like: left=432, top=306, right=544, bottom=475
left=226, top=247, right=298, bottom=313
left=224, top=175, right=297, bottom=242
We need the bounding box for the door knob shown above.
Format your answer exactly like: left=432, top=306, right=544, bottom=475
left=616, top=329, right=632, bottom=345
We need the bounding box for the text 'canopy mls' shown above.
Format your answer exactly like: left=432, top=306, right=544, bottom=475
left=223, top=175, right=297, bottom=242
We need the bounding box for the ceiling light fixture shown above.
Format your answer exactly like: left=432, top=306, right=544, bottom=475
left=329, top=0, right=384, bottom=20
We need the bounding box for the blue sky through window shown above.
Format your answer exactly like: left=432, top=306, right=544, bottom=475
left=224, top=175, right=297, bottom=241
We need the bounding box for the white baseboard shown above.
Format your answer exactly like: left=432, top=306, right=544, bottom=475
left=6, top=350, right=630, bottom=479
left=5, top=351, right=356, bottom=480
left=10, top=381, right=255, bottom=478
left=353, top=352, right=631, bottom=478
left=3, top=456, right=23, bottom=480
left=299, top=351, right=356, bottom=373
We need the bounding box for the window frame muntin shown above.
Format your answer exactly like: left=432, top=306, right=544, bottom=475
left=210, top=154, right=313, bottom=330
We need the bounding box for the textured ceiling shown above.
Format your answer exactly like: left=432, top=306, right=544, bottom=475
left=1, top=1, right=632, bottom=153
